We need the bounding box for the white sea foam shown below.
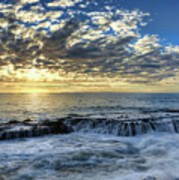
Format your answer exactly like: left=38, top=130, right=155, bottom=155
left=1, top=132, right=179, bottom=180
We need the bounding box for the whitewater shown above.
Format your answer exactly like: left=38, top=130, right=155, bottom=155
left=1, top=93, right=179, bottom=180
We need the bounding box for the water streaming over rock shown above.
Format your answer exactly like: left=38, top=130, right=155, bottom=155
left=1, top=115, right=179, bottom=140
left=0, top=119, right=72, bottom=140
left=64, top=116, right=179, bottom=136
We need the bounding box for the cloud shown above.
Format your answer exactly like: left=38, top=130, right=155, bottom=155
left=132, top=35, right=161, bottom=54
left=0, top=0, right=178, bottom=90
left=46, top=0, right=83, bottom=8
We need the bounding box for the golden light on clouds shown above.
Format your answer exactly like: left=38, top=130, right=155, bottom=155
left=0, top=0, right=178, bottom=93
left=23, top=68, right=60, bottom=82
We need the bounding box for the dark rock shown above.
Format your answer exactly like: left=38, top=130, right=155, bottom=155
left=42, top=120, right=72, bottom=133
left=141, top=118, right=150, bottom=123
left=63, top=116, right=179, bottom=136
left=149, top=122, right=156, bottom=131
left=0, top=119, right=73, bottom=141
left=165, top=109, right=179, bottom=113
left=56, top=117, right=70, bottom=122
left=131, top=122, right=136, bottom=136
left=8, top=120, right=20, bottom=124
left=23, top=119, right=33, bottom=123
left=123, top=123, right=129, bottom=136
left=1, top=115, right=179, bottom=140
left=69, top=118, right=90, bottom=126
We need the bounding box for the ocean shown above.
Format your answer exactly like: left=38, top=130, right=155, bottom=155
left=1, top=93, right=179, bottom=180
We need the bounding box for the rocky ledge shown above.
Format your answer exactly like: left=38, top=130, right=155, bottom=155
left=1, top=115, right=179, bottom=141
left=63, top=115, right=179, bottom=136
left=0, top=119, right=72, bottom=141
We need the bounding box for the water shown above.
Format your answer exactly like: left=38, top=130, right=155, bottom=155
left=1, top=93, right=179, bottom=122
left=1, top=93, right=179, bottom=180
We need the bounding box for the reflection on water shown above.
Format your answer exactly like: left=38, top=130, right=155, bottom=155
left=0, top=93, right=179, bottom=122
left=0, top=93, right=85, bottom=121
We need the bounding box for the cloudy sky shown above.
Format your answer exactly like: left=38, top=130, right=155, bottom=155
left=0, top=0, right=179, bottom=93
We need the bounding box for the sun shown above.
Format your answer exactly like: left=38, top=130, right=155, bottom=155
left=26, top=68, right=42, bottom=81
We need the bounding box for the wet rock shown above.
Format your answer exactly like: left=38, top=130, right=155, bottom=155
left=165, top=109, right=179, bottom=113
left=23, top=119, right=33, bottom=123
left=0, top=119, right=73, bottom=141
left=42, top=120, right=72, bottom=133
left=8, top=120, right=20, bottom=124
left=1, top=116, right=179, bottom=140
left=69, top=118, right=89, bottom=126
left=64, top=116, right=179, bottom=136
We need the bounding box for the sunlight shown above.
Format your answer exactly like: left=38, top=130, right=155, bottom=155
left=18, top=87, right=50, bottom=93
left=15, top=68, right=63, bottom=82
left=26, top=68, right=42, bottom=81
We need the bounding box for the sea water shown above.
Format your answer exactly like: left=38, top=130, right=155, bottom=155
left=1, top=93, right=179, bottom=180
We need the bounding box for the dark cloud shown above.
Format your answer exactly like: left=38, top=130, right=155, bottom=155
left=0, top=0, right=178, bottom=87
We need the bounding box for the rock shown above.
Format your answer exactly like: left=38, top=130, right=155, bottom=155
left=64, top=116, right=179, bottom=136
left=8, top=120, right=20, bottom=124
left=0, top=119, right=73, bottom=141
left=23, top=119, right=33, bottom=123
left=1, top=116, right=179, bottom=140
left=42, top=120, right=72, bottom=133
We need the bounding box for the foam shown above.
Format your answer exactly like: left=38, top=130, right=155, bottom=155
left=1, top=132, right=179, bottom=180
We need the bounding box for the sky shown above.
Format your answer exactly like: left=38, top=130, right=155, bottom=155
left=0, top=0, right=179, bottom=93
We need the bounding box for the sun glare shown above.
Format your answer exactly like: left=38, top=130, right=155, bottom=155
left=19, top=68, right=63, bottom=82
left=19, top=88, right=50, bottom=93
left=26, top=68, right=41, bottom=81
